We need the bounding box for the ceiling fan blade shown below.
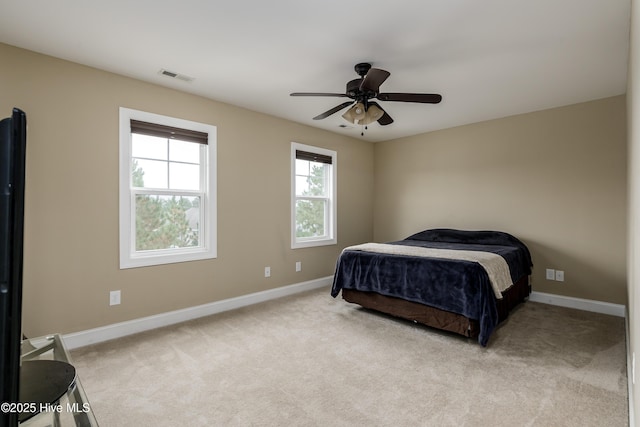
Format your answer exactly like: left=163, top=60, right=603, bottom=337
left=290, top=92, right=348, bottom=97
left=378, top=112, right=394, bottom=125
left=359, top=68, right=390, bottom=93
left=377, top=93, right=442, bottom=103
left=313, top=101, right=354, bottom=120
left=369, top=102, right=394, bottom=126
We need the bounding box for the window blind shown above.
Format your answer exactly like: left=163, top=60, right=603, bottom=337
left=130, top=119, right=208, bottom=145
left=295, top=150, right=332, bottom=164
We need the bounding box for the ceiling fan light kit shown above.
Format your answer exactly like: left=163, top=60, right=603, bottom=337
left=290, top=62, right=442, bottom=134
left=342, top=102, right=383, bottom=125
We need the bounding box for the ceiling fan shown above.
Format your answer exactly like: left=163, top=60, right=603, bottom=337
left=290, top=63, right=442, bottom=131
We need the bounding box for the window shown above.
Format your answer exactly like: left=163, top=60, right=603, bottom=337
left=119, top=108, right=217, bottom=268
left=291, top=142, right=337, bottom=248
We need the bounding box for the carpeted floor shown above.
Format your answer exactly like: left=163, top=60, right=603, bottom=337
left=70, top=287, right=628, bottom=426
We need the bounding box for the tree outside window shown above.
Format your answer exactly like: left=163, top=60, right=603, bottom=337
left=295, top=160, right=328, bottom=239
left=132, top=159, right=199, bottom=251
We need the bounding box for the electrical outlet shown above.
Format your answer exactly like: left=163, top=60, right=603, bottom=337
left=546, top=269, right=555, bottom=280
left=555, top=270, right=565, bottom=282
left=264, top=266, right=271, bottom=278
left=296, top=261, right=301, bottom=272
left=109, top=290, right=121, bottom=306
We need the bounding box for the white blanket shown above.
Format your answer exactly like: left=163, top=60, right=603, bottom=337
left=343, top=243, right=513, bottom=299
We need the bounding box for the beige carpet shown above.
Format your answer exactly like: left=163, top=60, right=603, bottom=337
left=70, top=287, right=628, bottom=426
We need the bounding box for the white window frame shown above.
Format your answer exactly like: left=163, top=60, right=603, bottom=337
left=291, top=142, right=337, bottom=249
left=119, top=107, right=217, bottom=268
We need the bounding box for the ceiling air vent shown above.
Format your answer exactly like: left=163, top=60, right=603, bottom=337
left=158, top=69, right=194, bottom=83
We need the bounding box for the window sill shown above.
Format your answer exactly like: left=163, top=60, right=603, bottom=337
left=120, top=247, right=216, bottom=269
left=291, top=238, right=337, bottom=250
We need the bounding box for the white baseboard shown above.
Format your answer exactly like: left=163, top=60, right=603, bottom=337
left=529, top=291, right=626, bottom=317
left=63, top=284, right=625, bottom=350
left=62, top=276, right=333, bottom=350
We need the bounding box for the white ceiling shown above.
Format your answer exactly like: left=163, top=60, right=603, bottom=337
left=0, top=0, right=631, bottom=142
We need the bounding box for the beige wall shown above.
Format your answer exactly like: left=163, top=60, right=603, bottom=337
left=0, top=43, right=375, bottom=337
left=1, top=40, right=629, bottom=339
left=628, top=0, right=639, bottom=421
left=374, top=96, right=628, bottom=304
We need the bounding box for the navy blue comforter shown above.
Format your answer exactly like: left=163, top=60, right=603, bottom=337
left=331, top=229, right=533, bottom=346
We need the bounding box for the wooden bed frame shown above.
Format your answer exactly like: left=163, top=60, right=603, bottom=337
left=341, top=275, right=531, bottom=339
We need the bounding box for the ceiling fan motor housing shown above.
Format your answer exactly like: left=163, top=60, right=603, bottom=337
left=354, top=62, right=372, bottom=77
left=347, top=63, right=379, bottom=101
left=346, top=79, right=364, bottom=98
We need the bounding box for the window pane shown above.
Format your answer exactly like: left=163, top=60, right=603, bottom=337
left=170, top=139, right=201, bottom=163
left=133, top=158, right=168, bottom=189
left=295, top=176, right=309, bottom=196
left=308, top=163, right=327, bottom=196
left=132, top=134, right=167, bottom=160
left=135, top=195, right=200, bottom=251
left=295, top=159, right=309, bottom=175
left=169, top=163, right=200, bottom=190
left=295, top=161, right=328, bottom=197
left=295, top=199, right=326, bottom=238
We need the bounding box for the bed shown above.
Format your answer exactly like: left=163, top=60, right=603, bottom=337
left=331, top=229, right=533, bottom=346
